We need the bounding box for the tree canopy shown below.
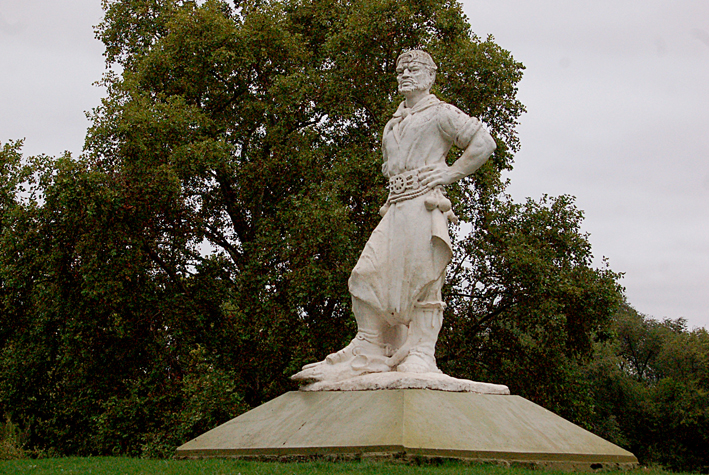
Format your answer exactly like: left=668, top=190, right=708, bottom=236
left=0, top=0, right=643, bottom=460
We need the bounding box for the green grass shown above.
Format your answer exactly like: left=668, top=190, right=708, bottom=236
left=0, top=458, right=677, bottom=475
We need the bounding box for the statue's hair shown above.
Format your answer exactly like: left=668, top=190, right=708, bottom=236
left=396, top=50, right=438, bottom=71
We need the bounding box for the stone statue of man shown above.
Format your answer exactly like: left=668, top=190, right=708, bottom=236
left=293, top=50, right=496, bottom=383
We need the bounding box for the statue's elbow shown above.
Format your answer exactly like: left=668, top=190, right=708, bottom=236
left=484, top=133, right=497, bottom=157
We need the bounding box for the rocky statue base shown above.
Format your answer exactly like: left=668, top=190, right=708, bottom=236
left=299, top=372, right=509, bottom=394
left=175, top=389, right=638, bottom=470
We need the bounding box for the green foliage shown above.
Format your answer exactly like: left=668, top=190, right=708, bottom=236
left=0, top=0, right=634, bottom=462
left=1, top=0, right=527, bottom=456
left=0, top=141, right=25, bottom=220
left=582, top=305, right=709, bottom=472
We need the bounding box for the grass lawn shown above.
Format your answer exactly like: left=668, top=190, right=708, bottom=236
left=0, top=458, right=674, bottom=475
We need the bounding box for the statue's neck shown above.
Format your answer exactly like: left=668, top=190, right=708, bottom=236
left=404, top=89, right=431, bottom=109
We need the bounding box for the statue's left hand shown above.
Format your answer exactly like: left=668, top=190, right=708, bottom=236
left=419, top=164, right=463, bottom=188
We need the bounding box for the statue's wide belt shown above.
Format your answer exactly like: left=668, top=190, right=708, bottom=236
left=383, top=167, right=458, bottom=224
left=387, top=169, right=429, bottom=203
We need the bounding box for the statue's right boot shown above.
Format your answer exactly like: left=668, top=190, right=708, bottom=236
left=387, top=301, right=444, bottom=374
left=291, top=331, right=392, bottom=383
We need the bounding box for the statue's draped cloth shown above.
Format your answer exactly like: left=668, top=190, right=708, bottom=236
left=348, top=94, right=482, bottom=325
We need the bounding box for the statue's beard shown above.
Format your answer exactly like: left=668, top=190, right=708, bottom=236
left=398, top=79, right=429, bottom=93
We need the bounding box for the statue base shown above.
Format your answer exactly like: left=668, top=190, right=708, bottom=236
left=175, top=389, right=637, bottom=470
left=298, top=372, right=510, bottom=393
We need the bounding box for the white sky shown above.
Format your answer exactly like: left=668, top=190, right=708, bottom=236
left=462, top=0, right=709, bottom=329
left=1, top=1, right=708, bottom=329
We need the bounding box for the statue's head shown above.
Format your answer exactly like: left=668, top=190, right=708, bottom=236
left=396, top=50, right=437, bottom=94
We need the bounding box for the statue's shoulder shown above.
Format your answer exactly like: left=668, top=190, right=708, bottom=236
left=435, top=100, right=466, bottom=114
left=431, top=100, right=472, bottom=125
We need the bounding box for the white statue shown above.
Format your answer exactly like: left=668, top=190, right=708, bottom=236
left=293, top=50, right=496, bottom=383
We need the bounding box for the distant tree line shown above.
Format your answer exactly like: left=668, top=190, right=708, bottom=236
left=583, top=304, right=708, bottom=472
left=0, top=0, right=706, bottom=471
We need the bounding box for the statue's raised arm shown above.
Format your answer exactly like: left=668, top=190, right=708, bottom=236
left=293, top=50, right=496, bottom=384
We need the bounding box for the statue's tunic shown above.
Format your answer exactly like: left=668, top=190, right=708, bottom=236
left=348, top=94, right=482, bottom=326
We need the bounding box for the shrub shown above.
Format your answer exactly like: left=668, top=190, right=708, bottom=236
left=0, top=415, right=25, bottom=460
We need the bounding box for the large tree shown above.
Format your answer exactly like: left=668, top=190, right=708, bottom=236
left=0, top=0, right=623, bottom=456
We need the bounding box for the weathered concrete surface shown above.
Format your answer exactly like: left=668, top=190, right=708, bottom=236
left=175, top=390, right=637, bottom=469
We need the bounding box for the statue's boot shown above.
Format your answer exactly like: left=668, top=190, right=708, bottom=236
left=291, top=331, right=391, bottom=383
left=291, top=298, right=399, bottom=383
left=388, top=300, right=444, bottom=374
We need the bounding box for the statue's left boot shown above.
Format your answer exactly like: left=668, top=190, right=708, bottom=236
left=291, top=298, right=408, bottom=383
left=291, top=331, right=392, bottom=383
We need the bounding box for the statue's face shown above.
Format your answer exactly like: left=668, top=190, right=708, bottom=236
left=396, top=61, right=433, bottom=93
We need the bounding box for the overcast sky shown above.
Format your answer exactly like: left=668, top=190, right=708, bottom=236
left=2, top=1, right=708, bottom=329
left=462, top=0, right=709, bottom=330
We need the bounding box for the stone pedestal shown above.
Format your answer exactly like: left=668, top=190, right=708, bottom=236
left=175, top=389, right=637, bottom=470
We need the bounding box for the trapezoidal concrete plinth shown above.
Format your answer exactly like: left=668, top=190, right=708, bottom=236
left=175, top=389, right=637, bottom=470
